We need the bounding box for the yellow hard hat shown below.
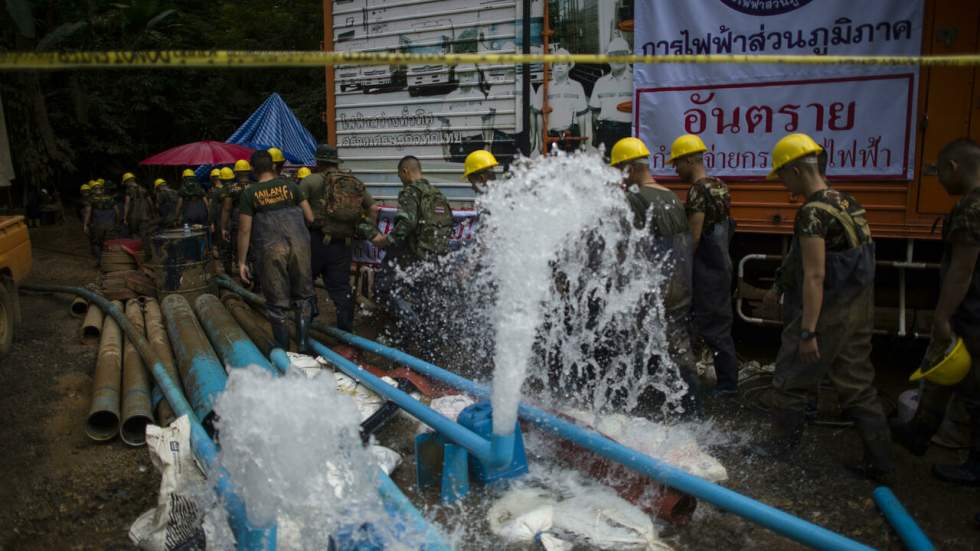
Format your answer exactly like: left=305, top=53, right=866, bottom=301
left=909, top=337, right=972, bottom=386
left=219, top=167, right=235, bottom=180
left=210, top=168, right=221, bottom=178
left=181, top=168, right=195, bottom=178
left=667, top=134, right=708, bottom=163
left=234, top=159, right=251, bottom=173
left=80, top=183, right=91, bottom=191
left=768, top=133, right=823, bottom=179
left=96, top=178, right=105, bottom=185
left=610, top=137, right=651, bottom=166
left=463, top=150, right=499, bottom=179
left=154, top=178, right=167, bottom=187
left=296, top=167, right=312, bottom=180
left=267, top=147, right=285, bottom=163
left=121, top=172, right=136, bottom=183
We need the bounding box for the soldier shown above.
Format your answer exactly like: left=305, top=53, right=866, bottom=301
left=590, top=37, right=633, bottom=156
left=268, top=147, right=286, bottom=175
left=300, top=144, right=379, bottom=333
left=78, top=181, right=93, bottom=220
left=612, top=137, right=701, bottom=418
left=233, top=159, right=252, bottom=186
left=669, top=134, right=738, bottom=396
left=121, top=171, right=155, bottom=257
left=295, top=166, right=311, bottom=184
left=210, top=167, right=234, bottom=235
left=237, top=150, right=316, bottom=351
left=222, top=162, right=252, bottom=276
left=463, top=150, right=498, bottom=195
left=372, top=156, right=454, bottom=348
left=892, top=138, right=980, bottom=486
left=176, top=168, right=209, bottom=226
left=762, top=133, right=894, bottom=482
left=208, top=168, right=221, bottom=192
left=154, top=178, right=179, bottom=228
left=82, top=180, right=118, bottom=265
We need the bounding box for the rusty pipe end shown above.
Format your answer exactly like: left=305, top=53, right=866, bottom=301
left=85, top=410, right=120, bottom=442
left=120, top=414, right=152, bottom=447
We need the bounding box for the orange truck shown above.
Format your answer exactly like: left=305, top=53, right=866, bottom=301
left=0, top=215, right=31, bottom=357
left=323, top=0, right=977, bottom=336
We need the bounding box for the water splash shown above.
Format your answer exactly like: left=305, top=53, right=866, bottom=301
left=211, top=367, right=416, bottom=550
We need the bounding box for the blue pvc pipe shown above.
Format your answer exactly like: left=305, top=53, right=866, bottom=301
left=376, top=469, right=452, bottom=550
left=269, top=348, right=291, bottom=374
left=320, top=326, right=875, bottom=551
left=194, top=294, right=277, bottom=376
left=308, top=338, right=514, bottom=468
left=873, top=487, right=935, bottom=551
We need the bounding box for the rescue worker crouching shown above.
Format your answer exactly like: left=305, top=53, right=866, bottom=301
left=237, top=150, right=316, bottom=352
left=121, top=171, right=155, bottom=258
left=892, top=138, right=980, bottom=486
left=612, top=137, right=702, bottom=418
left=176, top=168, right=209, bottom=226
left=300, top=144, right=379, bottom=333
left=762, top=133, right=894, bottom=483
left=670, top=134, right=739, bottom=396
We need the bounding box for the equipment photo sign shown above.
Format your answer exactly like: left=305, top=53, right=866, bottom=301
left=634, top=0, right=924, bottom=179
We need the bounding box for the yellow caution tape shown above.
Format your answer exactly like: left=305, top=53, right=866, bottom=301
left=2, top=50, right=980, bottom=70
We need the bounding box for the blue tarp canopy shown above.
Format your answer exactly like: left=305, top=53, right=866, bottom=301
left=227, top=93, right=317, bottom=166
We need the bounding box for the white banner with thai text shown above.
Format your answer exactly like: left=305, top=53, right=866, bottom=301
left=634, top=0, right=923, bottom=179
left=352, top=207, right=479, bottom=265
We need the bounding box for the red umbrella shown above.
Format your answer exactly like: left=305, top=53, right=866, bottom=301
left=139, top=141, right=255, bottom=166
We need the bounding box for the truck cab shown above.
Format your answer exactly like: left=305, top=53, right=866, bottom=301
left=0, top=215, right=31, bottom=357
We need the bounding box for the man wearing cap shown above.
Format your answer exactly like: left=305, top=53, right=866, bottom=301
left=154, top=178, right=179, bottom=229
left=892, top=138, right=980, bottom=486
left=300, top=144, right=379, bottom=333
left=222, top=161, right=252, bottom=277
left=591, top=36, right=633, bottom=157
left=121, top=172, right=155, bottom=257
left=83, top=179, right=118, bottom=264
left=176, top=168, right=209, bottom=226
left=763, top=133, right=894, bottom=482
left=463, top=150, right=498, bottom=195
left=268, top=147, right=286, bottom=175
left=611, top=136, right=702, bottom=418
left=669, top=134, right=738, bottom=396
left=208, top=168, right=221, bottom=192
left=237, top=149, right=316, bottom=351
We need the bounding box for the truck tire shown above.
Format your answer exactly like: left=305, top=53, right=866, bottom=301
left=0, top=281, right=14, bottom=358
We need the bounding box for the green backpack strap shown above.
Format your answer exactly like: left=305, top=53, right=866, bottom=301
left=801, top=201, right=865, bottom=249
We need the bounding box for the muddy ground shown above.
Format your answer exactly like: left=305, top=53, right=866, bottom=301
left=0, top=218, right=977, bottom=550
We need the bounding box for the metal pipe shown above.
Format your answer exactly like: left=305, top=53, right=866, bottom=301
left=20, top=283, right=275, bottom=550
left=70, top=296, right=88, bottom=317
left=161, top=293, right=229, bottom=433
left=81, top=302, right=104, bottom=345
left=222, top=294, right=278, bottom=355
left=194, top=294, right=277, bottom=376
left=873, top=486, right=935, bottom=551
left=85, top=301, right=123, bottom=442
left=121, top=300, right=153, bottom=446
left=144, top=298, right=179, bottom=426
left=320, top=326, right=876, bottom=551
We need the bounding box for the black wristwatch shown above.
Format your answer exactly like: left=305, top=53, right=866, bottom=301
left=800, top=330, right=819, bottom=341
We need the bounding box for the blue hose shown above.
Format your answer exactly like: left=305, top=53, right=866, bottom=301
left=873, top=487, right=935, bottom=551
left=319, top=326, right=876, bottom=551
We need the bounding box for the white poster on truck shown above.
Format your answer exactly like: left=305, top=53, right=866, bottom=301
left=634, top=0, right=924, bottom=180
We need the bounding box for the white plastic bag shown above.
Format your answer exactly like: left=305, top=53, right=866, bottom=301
left=552, top=493, right=672, bottom=551
left=129, top=416, right=207, bottom=550
left=487, top=488, right=557, bottom=543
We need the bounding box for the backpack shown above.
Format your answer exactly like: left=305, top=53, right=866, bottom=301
left=324, top=170, right=367, bottom=224
left=414, top=183, right=453, bottom=257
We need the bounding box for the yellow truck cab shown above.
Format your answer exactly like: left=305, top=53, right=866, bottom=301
left=0, top=215, right=31, bottom=357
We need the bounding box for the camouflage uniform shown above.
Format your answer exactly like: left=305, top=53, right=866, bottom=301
left=125, top=180, right=154, bottom=255
left=156, top=184, right=180, bottom=228
left=686, top=177, right=738, bottom=391
left=239, top=177, right=314, bottom=347
left=626, top=185, right=701, bottom=417
left=771, top=188, right=893, bottom=471
left=300, top=168, right=378, bottom=332
left=88, top=188, right=118, bottom=260
left=179, top=178, right=208, bottom=226
left=900, top=188, right=980, bottom=467
left=221, top=182, right=245, bottom=275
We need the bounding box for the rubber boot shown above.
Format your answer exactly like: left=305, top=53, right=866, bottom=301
left=295, top=309, right=311, bottom=354
left=271, top=321, right=290, bottom=351
left=752, top=408, right=806, bottom=459
left=849, top=416, right=897, bottom=485
left=890, top=408, right=943, bottom=457
left=932, top=450, right=980, bottom=486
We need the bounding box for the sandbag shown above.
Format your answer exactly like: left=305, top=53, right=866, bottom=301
left=552, top=493, right=671, bottom=551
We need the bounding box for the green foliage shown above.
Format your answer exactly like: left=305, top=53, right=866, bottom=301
left=0, top=0, right=326, bottom=196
